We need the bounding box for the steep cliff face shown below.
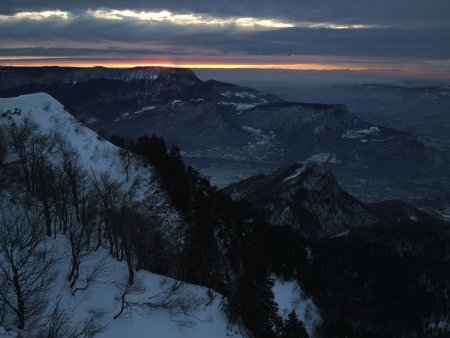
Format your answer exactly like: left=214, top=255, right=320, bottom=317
left=224, top=163, right=378, bottom=238
left=0, top=66, right=199, bottom=89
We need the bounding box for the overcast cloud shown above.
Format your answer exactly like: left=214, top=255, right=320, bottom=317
left=0, top=0, right=449, bottom=74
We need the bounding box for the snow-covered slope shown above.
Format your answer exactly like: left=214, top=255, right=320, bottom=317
left=0, top=231, right=244, bottom=338
left=60, top=236, right=244, bottom=338
left=0, top=93, right=178, bottom=221
left=0, top=93, right=244, bottom=338
left=1, top=93, right=146, bottom=184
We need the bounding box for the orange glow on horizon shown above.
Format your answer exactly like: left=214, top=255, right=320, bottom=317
left=1, top=58, right=449, bottom=79
left=0, top=59, right=380, bottom=71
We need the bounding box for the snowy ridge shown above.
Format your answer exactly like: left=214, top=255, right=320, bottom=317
left=0, top=93, right=163, bottom=203
left=1, top=93, right=138, bottom=181
left=0, top=93, right=180, bottom=235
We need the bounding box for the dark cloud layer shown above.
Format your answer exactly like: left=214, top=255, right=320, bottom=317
left=0, top=0, right=449, bottom=75
left=1, top=0, right=450, bottom=27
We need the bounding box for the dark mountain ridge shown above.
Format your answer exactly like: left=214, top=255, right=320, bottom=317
left=0, top=66, right=433, bottom=177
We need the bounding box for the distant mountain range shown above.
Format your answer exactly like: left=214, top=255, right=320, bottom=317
left=0, top=66, right=435, bottom=176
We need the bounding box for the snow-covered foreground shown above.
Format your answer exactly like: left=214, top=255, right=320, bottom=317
left=63, top=236, right=244, bottom=338
left=0, top=235, right=244, bottom=338
left=0, top=93, right=245, bottom=338
left=272, top=277, right=322, bottom=337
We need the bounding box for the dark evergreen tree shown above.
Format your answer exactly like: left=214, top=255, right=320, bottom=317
left=109, top=134, right=126, bottom=149
left=229, top=224, right=282, bottom=338
left=230, top=270, right=281, bottom=338
left=281, top=310, right=309, bottom=338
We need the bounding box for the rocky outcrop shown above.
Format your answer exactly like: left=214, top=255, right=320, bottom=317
left=223, top=163, right=378, bottom=237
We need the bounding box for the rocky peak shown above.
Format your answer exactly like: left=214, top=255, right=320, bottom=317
left=223, top=163, right=378, bottom=238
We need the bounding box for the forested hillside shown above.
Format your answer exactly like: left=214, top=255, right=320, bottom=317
left=0, top=94, right=448, bottom=337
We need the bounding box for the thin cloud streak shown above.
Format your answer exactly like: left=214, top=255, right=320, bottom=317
left=87, top=9, right=296, bottom=29
left=0, top=10, right=69, bottom=20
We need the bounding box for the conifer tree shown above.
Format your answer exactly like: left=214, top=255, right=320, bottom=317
left=281, top=310, right=309, bottom=338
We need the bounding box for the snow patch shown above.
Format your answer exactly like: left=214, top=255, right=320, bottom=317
left=241, top=125, right=263, bottom=135
left=113, top=112, right=130, bottom=122
left=284, top=166, right=306, bottom=182
left=342, top=126, right=380, bottom=139
left=134, top=106, right=156, bottom=114
left=407, top=210, right=418, bottom=222
left=234, top=91, right=257, bottom=99
left=219, top=102, right=256, bottom=113
left=241, top=125, right=275, bottom=145
left=170, top=100, right=183, bottom=106
left=272, top=277, right=322, bottom=337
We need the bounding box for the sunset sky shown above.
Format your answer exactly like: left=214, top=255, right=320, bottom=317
left=1, top=0, right=449, bottom=80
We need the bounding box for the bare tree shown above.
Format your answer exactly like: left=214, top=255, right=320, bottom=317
left=0, top=201, right=55, bottom=331
left=70, top=253, right=108, bottom=296
left=0, top=126, right=6, bottom=191
left=113, top=278, right=146, bottom=320
left=52, top=165, right=72, bottom=235
left=119, top=148, right=133, bottom=181
left=56, top=139, right=84, bottom=224
left=92, top=172, right=125, bottom=256
left=65, top=207, right=98, bottom=290
left=28, top=133, right=57, bottom=236
left=113, top=276, right=203, bottom=321
left=4, top=117, right=39, bottom=194
left=33, top=298, right=106, bottom=338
